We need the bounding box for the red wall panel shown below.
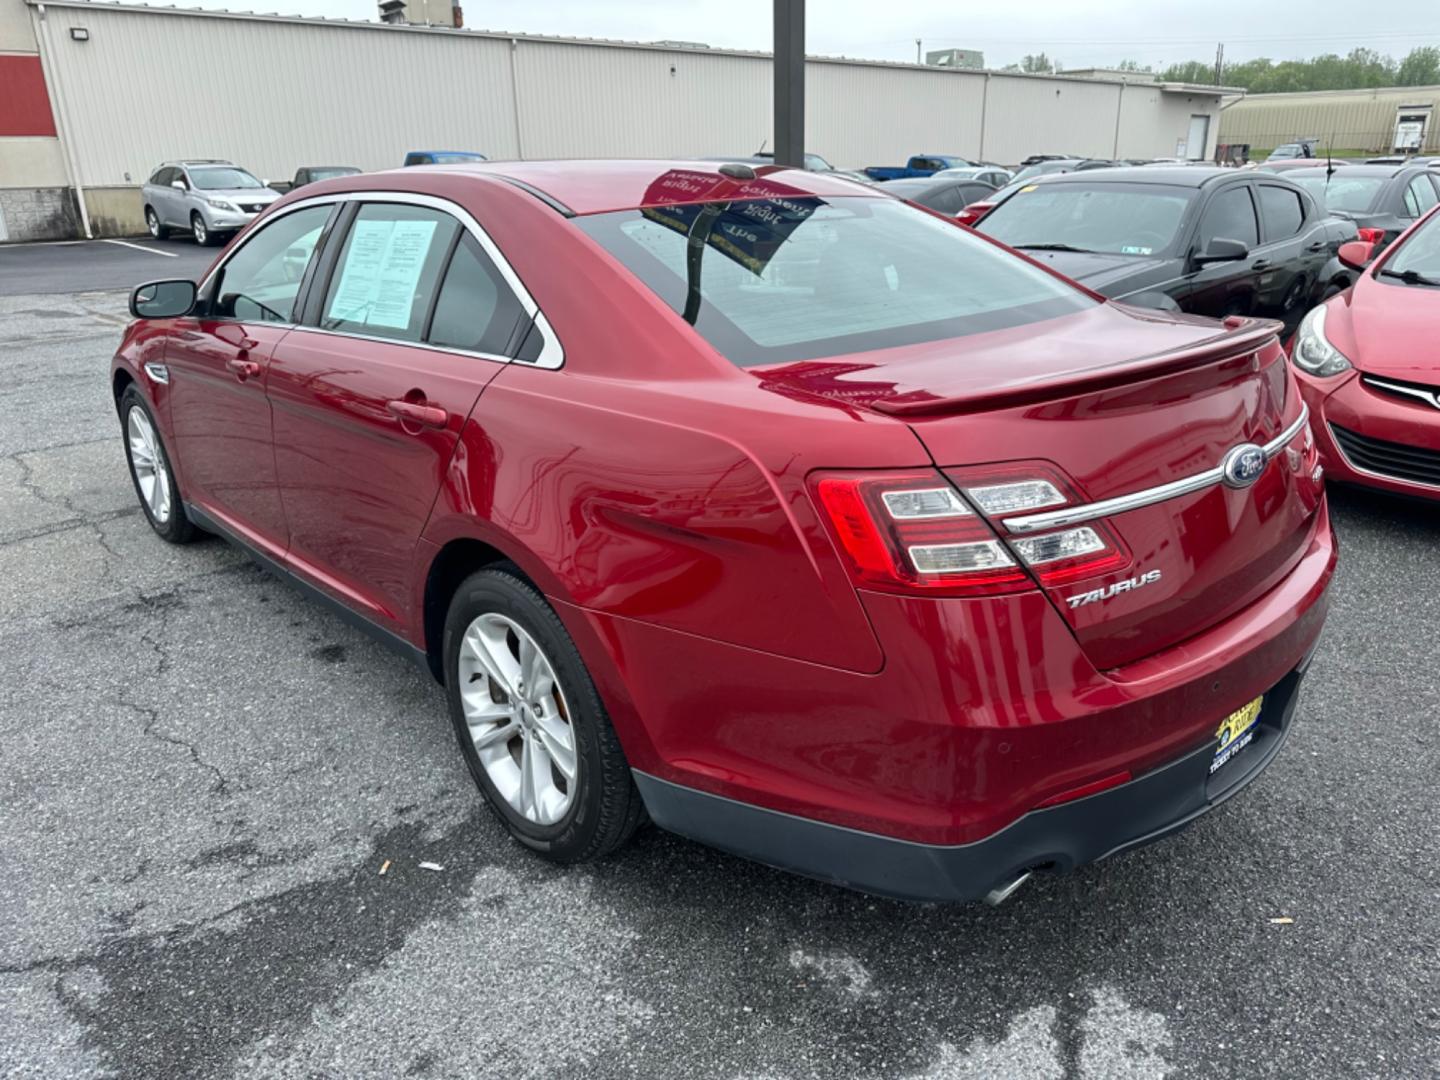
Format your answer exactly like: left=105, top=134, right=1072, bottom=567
left=0, top=55, right=58, bottom=137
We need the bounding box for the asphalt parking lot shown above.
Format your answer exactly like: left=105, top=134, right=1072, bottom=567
left=0, top=238, right=215, bottom=296
left=0, top=252, right=1437, bottom=1080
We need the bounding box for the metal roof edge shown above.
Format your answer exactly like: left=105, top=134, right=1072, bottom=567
left=20, top=0, right=1251, bottom=92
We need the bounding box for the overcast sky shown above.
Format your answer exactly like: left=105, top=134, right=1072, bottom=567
left=244, top=0, right=1438, bottom=71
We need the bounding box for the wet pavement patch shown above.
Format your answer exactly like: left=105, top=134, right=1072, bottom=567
left=58, top=814, right=491, bottom=1080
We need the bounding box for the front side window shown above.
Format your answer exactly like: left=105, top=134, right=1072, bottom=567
left=209, top=205, right=332, bottom=323
left=188, top=167, right=265, bottom=191
left=980, top=182, right=1194, bottom=256
left=1196, top=186, right=1259, bottom=249
left=1257, top=185, right=1305, bottom=242
left=575, top=195, right=1094, bottom=367
left=321, top=203, right=461, bottom=343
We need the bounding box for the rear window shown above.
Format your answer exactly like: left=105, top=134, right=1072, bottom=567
left=1290, top=174, right=1385, bottom=213
left=979, top=182, right=1194, bottom=256
left=575, top=196, right=1093, bottom=367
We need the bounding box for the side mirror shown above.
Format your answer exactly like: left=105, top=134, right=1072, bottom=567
left=1337, top=240, right=1377, bottom=271
left=130, top=279, right=196, bottom=319
left=1194, top=237, right=1249, bottom=264
left=170, top=179, right=187, bottom=191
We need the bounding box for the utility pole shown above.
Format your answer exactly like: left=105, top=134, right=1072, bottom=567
left=773, top=0, right=805, bottom=167
left=1214, top=42, right=1224, bottom=86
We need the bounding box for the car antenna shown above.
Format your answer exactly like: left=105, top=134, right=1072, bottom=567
left=1326, top=132, right=1335, bottom=180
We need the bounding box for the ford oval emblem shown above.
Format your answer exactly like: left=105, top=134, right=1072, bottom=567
left=1221, top=443, right=1267, bottom=489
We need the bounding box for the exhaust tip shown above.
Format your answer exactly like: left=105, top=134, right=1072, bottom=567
left=983, top=870, right=1033, bottom=906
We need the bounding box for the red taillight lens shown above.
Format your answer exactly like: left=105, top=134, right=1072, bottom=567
left=1357, top=226, right=1385, bottom=245
left=811, top=470, right=1031, bottom=596
left=955, top=202, right=991, bottom=226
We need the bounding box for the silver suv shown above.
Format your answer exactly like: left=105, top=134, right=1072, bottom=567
left=142, top=160, right=281, bottom=246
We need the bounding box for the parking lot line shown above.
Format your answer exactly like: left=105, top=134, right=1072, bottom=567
left=103, top=239, right=178, bottom=257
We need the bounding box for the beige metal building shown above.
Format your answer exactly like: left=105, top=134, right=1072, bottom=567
left=1219, top=84, right=1440, bottom=155
left=1, top=0, right=1233, bottom=241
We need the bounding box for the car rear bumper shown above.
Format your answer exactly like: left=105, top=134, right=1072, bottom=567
left=1298, top=369, right=1440, bottom=500
left=634, top=658, right=1312, bottom=904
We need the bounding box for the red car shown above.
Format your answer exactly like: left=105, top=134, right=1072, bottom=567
left=114, top=161, right=1334, bottom=904
left=1292, top=205, right=1440, bottom=500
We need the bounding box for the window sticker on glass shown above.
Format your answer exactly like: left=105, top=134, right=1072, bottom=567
left=328, top=218, right=439, bottom=330
left=1120, top=245, right=1153, bottom=255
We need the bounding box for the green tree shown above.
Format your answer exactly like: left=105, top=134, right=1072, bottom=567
left=1159, top=60, right=1217, bottom=84
left=1115, top=59, right=1151, bottom=73
left=1397, top=46, right=1440, bottom=86
left=1020, top=52, right=1053, bottom=74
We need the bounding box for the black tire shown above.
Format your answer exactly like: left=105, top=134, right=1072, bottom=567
left=443, top=565, right=644, bottom=863
left=145, top=206, right=169, bottom=240
left=119, top=385, right=197, bottom=545
left=1321, top=281, right=1346, bottom=300
left=191, top=212, right=220, bottom=247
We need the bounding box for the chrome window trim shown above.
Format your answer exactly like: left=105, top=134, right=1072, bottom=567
left=1363, top=376, right=1440, bottom=411
left=1001, top=404, right=1310, bottom=535
left=282, top=323, right=511, bottom=366
left=1328, top=421, right=1440, bottom=492
left=198, top=189, right=564, bottom=370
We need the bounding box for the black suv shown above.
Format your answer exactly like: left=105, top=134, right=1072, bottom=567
left=974, top=166, right=1356, bottom=323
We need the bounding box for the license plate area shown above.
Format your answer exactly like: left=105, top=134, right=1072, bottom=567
left=1210, top=696, right=1262, bottom=776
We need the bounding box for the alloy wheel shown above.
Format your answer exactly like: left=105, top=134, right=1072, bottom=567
left=192, top=216, right=207, bottom=244
left=457, top=612, right=578, bottom=826
left=126, top=405, right=171, bottom=524
left=147, top=210, right=160, bottom=238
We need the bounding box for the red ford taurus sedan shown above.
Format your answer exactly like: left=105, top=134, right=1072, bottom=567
left=1291, top=205, right=1440, bottom=501
left=113, top=160, right=1335, bottom=904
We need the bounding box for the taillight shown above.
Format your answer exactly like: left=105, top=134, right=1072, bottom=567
left=1357, top=226, right=1385, bottom=245
left=947, top=464, right=1132, bottom=587
left=955, top=202, right=991, bottom=227
left=811, top=470, right=1030, bottom=596
left=811, top=464, right=1133, bottom=598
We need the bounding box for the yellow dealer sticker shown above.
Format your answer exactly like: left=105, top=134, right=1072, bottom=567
left=1210, top=696, right=1263, bottom=775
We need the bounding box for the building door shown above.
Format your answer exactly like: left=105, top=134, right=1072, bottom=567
left=1187, top=115, right=1211, bottom=161
left=1393, top=107, right=1431, bottom=153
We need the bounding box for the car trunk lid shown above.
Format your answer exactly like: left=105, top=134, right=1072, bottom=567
left=760, top=304, right=1322, bottom=669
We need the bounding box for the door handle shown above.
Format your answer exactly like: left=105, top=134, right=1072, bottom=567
left=1305, top=242, right=1325, bottom=252
left=226, top=357, right=262, bottom=380
left=1251, top=260, right=1271, bottom=271
left=386, top=399, right=449, bottom=429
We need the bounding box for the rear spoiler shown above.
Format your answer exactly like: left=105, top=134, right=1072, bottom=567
left=868, top=315, right=1284, bottom=418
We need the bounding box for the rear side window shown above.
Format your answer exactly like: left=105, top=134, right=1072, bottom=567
left=921, top=185, right=965, bottom=214
left=1257, top=185, right=1305, bottom=242
left=427, top=233, right=525, bottom=354
left=575, top=194, right=1093, bottom=367
left=1197, top=186, right=1259, bottom=248
left=1403, top=175, right=1439, bottom=218
left=321, top=203, right=461, bottom=343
